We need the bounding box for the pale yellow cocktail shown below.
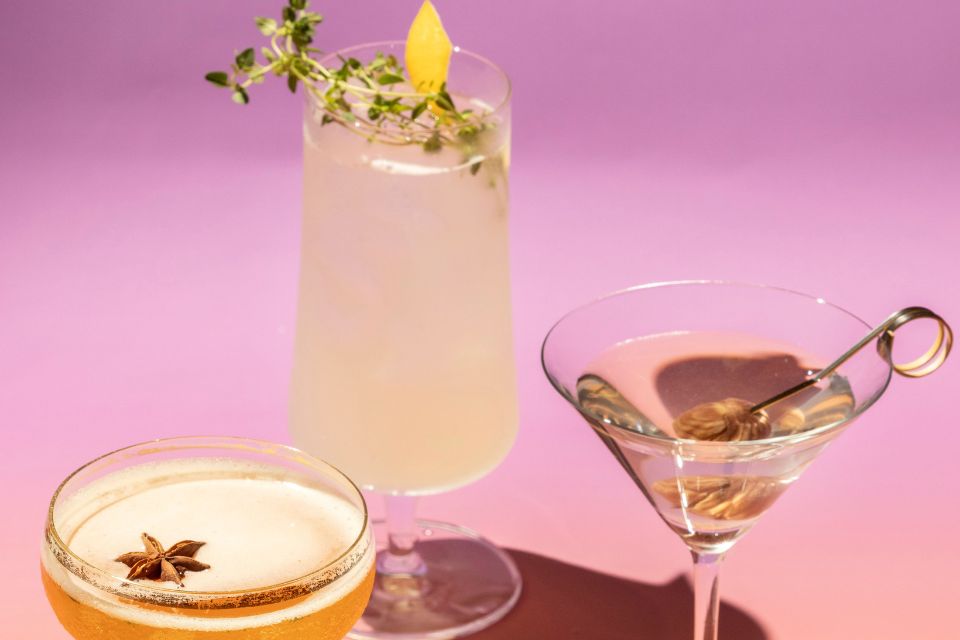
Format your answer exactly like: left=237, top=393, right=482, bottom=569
left=290, top=91, right=516, bottom=494
left=206, top=3, right=523, bottom=636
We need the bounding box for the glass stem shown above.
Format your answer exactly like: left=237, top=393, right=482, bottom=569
left=378, top=494, right=426, bottom=576
left=691, top=551, right=724, bottom=640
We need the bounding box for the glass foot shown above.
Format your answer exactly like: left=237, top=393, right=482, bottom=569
left=348, top=519, right=522, bottom=639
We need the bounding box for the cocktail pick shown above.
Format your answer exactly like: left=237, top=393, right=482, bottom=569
left=750, top=306, right=953, bottom=414
left=672, top=306, right=953, bottom=441
left=579, top=307, right=953, bottom=442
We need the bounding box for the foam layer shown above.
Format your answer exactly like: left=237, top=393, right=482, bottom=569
left=44, top=457, right=373, bottom=630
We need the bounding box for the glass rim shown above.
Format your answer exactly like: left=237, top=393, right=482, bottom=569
left=312, top=40, right=512, bottom=116
left=541, top=279, right=895, bottom=453
left=44, top=435, right=372, bottom=608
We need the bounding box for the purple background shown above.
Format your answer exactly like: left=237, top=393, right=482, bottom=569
left=2, top=1, right=958, bottom=638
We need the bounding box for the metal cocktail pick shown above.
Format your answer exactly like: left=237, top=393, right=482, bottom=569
left=750, top=306, right=953, bottom=414
left=576, top=306, right=953, bottom=442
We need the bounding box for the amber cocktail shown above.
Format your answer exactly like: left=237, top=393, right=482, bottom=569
left=41, top=437, right=374, bottom=639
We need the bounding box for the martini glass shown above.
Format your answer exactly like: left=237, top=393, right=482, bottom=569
left=541, top=281, right=931, bottom=640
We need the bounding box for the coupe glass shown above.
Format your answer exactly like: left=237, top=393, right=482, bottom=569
left=541, top=281, right=913, bottom=640
left=41, top=436, right=374, bottom=640
left=289, top=42, right=520, bottom=638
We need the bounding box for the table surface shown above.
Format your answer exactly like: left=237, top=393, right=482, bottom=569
left=2, top=1, right=958, bottom=638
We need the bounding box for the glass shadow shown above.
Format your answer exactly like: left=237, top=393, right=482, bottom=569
left=469, top=548, right=768, bottom=640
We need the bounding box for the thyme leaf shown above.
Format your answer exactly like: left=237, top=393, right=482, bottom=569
left=206, top=0, right=493, bottom=151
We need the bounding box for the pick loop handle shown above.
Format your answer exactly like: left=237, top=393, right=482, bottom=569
left=752, top=306, right=952, bottom=413
left=877, top=306, right=953, bottom=378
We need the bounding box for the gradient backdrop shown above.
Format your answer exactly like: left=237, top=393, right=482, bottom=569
left=2, top=1, right=958, bottom=638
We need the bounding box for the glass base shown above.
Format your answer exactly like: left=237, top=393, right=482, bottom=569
left=348, top=519, right=522, bottom=640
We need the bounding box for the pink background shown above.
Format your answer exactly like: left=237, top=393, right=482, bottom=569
left=2, top=1, right=958, bottom=638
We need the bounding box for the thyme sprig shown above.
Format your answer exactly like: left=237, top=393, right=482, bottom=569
left=205, top=0, right=488, bottom=150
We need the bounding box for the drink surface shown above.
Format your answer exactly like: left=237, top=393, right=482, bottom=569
left=579, top=331, right=853, bottom=552
left=42, top=458, right=374, bottom=638
left=582, top=330, right=836, bottom=439
left=290, top=103, right=518, bottom=495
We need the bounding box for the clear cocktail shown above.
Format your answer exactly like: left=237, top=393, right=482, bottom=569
left=579, top=329, right=854, bottom=551
left=542, top=281, right=951, bottom=640
left=42, top=437, right=374, bottom=640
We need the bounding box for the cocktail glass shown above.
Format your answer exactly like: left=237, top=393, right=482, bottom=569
left=541, top=281, right=918, bottom=640
left=289, top=42, right=520, bottom=638
left=42, top=436, right=375, bottom=640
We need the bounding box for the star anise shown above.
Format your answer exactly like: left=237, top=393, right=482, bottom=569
left=115, top=532, right=210, bottom=587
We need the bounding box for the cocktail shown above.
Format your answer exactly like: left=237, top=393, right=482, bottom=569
left=541, top=281, right=951, bottom=640
left=41, top=436, right=374, bottom=639
left=290, top=38, right=519, bottom=639
left=291, top=38, right=514, bottom=496
left=291, top=33, right=515, bottom=490
left=206, top=3, right=518, bottom=635
left=290, top=38, right=517, bottom=640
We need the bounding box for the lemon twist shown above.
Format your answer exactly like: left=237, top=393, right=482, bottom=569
left=406, top=1, right=453, bottom=94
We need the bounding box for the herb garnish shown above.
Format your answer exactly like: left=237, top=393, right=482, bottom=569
left=205, top=0, right=490, bottom=151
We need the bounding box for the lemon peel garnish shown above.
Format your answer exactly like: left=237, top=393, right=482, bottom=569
left=405, top=1, right=453, bottom=94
